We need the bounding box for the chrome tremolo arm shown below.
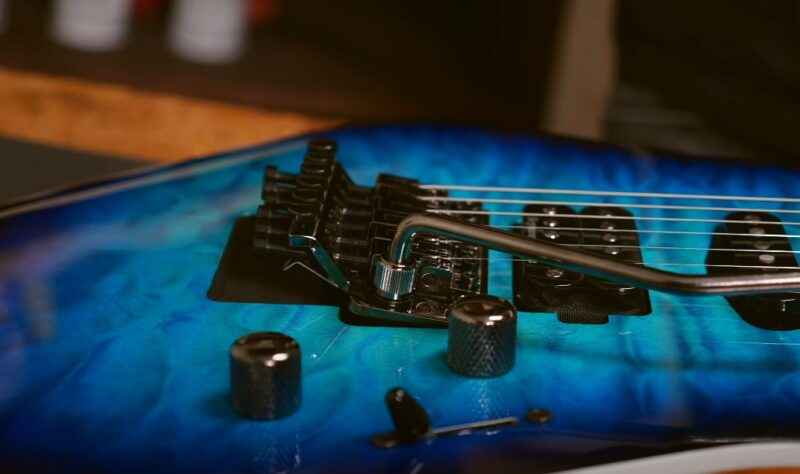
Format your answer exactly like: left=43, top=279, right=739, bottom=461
left=372, top=214, right=800, bottom=300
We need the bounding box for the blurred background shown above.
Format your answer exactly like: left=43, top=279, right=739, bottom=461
left=0, top=0, right=797, bottom=202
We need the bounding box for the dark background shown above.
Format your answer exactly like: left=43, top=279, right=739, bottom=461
left=0, top=0, right=561, bottom=129
left=0, top=0, right=798, bottom=202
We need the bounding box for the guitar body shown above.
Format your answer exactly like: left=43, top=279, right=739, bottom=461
left=1, top=125, right=799, bottom=473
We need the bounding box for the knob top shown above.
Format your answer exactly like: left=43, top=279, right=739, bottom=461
left=231, top=332, right=299, bottom=365
left=449, top=295, right=516, bottom=326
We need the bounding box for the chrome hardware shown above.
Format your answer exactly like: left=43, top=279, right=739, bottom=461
left=289, top=233, right=350, bottom=291
left=385, top=214, right=800, bottom=296
left=371, top=255, right=417, bottom=300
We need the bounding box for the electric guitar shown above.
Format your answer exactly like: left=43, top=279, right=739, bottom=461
left=2, top=124, right=800, bottom=473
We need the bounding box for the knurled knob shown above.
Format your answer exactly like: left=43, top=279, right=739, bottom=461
left=230, top=332, right=301, bottom=420
left=447, top=295, right=517, bottom=378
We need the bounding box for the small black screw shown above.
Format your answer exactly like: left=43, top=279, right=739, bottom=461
left=525, top=408, right=553, bottom=424
left=420, top=273, right=437, bottom=287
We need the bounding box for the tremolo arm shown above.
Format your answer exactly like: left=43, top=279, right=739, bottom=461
left=373, top=213, right=800, bottom=300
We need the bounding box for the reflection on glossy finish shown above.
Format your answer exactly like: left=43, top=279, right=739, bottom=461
left=0, top=125, right=800, bottom=472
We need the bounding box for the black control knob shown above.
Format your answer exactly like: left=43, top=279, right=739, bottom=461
left=230, top=332, right=301, bottom=420
left=447, top=295, right=517, bottom=378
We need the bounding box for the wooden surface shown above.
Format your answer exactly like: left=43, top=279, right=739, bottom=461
left=0, top=68, right=343, bottom=162
left=720, top=469, right=800, bottom=474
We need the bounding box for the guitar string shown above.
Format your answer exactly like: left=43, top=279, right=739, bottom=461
left=493, top=225, right=800, bottom=239
left=417, top=196, right=800, bottom=215
left=417, top=241, right=800, bottom=254
left=412, top=256, right=799, bottom=271
left=419, top=184, right=800, bottom=203
left=371, top=218, right=800, bottom=238
left=425, top=209, right=800, bottom=226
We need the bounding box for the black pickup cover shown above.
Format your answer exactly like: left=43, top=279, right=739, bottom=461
left=513, top=204, right=652, bottom=324
left=707, top=211, right=800, bottom=330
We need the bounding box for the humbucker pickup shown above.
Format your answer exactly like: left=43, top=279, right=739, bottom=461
left=707, top=211, right=800, bottom=330
left=512, top=204, right=652, bottom=324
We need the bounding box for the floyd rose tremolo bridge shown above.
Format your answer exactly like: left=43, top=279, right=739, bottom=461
left=250, top=139, right=800, bottom=326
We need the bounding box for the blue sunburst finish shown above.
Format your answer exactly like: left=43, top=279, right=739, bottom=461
left=1, top=125, right=799, bottom=473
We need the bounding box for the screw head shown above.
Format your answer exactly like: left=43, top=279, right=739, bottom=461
left=420, top=272, right=437, bottom=287
left=546, top=268, right=565, bottom=279
left=542, top=207, right=557, bottom=215
left=542, top=218, right=558, bottom=228
left=754, top=240, right=771, bottom=250
left=602, top=233, right=617, bottom=243
left=543, top=229, right=560, bottom=240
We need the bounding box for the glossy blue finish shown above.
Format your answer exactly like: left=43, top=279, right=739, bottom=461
left=1, top=125, right=799, bottom=473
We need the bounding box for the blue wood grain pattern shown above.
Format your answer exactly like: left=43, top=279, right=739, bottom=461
left=0, top=125, right=799, bottom=472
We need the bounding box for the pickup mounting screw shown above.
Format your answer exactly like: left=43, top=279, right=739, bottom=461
left=542, top=207, right=557, bottom=215
left=542, top=229, right=559, bottom=240
left=602, top=233, right=617, bottom=243
left=420, top=272, right=437, bottom=287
